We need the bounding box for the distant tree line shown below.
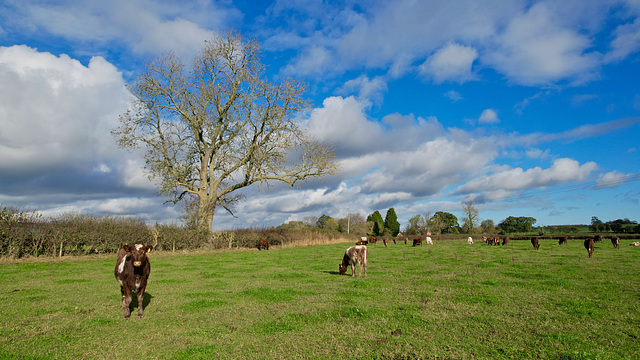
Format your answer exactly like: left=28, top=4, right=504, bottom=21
left=278, top=208, right=402, bottom=237
left=590, top=216, right=640, bottom=233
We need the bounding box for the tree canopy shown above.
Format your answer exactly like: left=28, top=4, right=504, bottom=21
left=113, top=32, right=339, bottom=231
left=498, top=216, right=537, bottom=233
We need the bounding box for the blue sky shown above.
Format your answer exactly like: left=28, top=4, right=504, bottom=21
left=0, top=0, right=639, bottom=231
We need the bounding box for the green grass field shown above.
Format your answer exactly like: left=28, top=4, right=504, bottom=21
left=1, top=238, right=639, bottom=359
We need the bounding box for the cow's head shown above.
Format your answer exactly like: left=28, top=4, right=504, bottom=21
left=123, top=243, right=153, bottom=268
left=338, top=262, right=347, bottom=275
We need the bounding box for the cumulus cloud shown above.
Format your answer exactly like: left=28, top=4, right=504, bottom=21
left=419, top=42, right=478, bottom=83
left=454, top=158, right=598, bottom=200
left=478, top=109, right=500, bottom=124
left=0, top=45, right=130, bottom=174
left=304, top=96, right=382, bottom=157
left=0, top=45, right=161, bottom=219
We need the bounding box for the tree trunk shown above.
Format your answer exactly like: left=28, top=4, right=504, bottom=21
left=197, top=196, right=216, bottom=232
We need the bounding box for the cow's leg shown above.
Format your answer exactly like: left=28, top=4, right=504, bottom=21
left=137, top=288, right=145, bottom=318
left=351, top=263, right=356, bottom=277
left=363, top=259, right=367, bottom=278
left=122, top=287, right=132, bottom=319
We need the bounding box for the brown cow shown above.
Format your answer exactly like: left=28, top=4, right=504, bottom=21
left=368, top=237, right=378, bottom=244
left=114, top=242, right=153, bottom=319
left=383, top=238, right=389, bottom=247
left=584, top=238, right=594, bottom=258
left=258, top=238, right=269, bottom=250
left=531, top=236, right=540, bottom=250
left=594, top=234, right=603, bottom=243
left=611, top=236, right=620, bottom=249
left=558, top=236, right=568, bottom=245
left=412, top=236, right=422, bottom=246
left=502, top=236, right=510, bottom=246
left=339, top=245, right=367, bottom=278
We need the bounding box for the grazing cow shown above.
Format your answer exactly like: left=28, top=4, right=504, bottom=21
left=412, top=236, right=422, bottom=246
left=114, top=242, right=153, bottom=319
left=368, top=237, right=378, bottom=244
left=425, top=236, right=433, bottom=245
left=502, top=236, right=510, bottom=246
left=258, top=238, right=269, bottom=250
left=558, top=236, right=568, bottom=245
left=584, top=238, right=594, bottom=258
left=531, top=237, right=540, bottom=250
left=355, top=240, right=368, bottom=245
left=611, top=236, right=620, bottom=249
left=594, top=234, right=603, bottom=243
left=339, top=245, right=367, bottom=278
left=383, top=238, right=389, bottom=247
left=630, top=241, right=640, bottom=246
left=360, top=236, right=368, bottom=242
left=467, top=237, right=473, bottom=245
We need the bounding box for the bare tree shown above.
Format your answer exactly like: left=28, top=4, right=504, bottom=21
left=461, top=199, right=479, bottom=234
left=113, top=32, right=339, bottom=231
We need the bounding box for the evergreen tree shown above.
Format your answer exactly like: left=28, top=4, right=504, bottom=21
left=384, top=208, right=401, bottom=236
left=367, top=211, right=385, bottom=236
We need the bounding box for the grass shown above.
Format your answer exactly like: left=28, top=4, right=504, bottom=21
left=1, top=238, right=639, bottom=359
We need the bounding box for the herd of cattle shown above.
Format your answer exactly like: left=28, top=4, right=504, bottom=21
left=113, top=233, right=633, bottom=318
left=337, top=233, right=630, bottom=277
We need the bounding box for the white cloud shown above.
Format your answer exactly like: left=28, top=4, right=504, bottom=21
left=4, top=0, right=239, bottom=60
left=338, top=74, right=388, bottom=106
left=454, top=158, right=598, bottom=199
left=305, top=96, right=382, bottom=157
left=483, top=2, right=601, bottom=85
left=444, top=90, right=462, bottom=102
left=419, top=42, right=478, bottom=83
left=595, top=171, right=639, bottom=189
left=478, top=109, right=500, bottom=124
left=605, top=16, right=640, bottom=63
left=0, top=45, right=130, bottom=174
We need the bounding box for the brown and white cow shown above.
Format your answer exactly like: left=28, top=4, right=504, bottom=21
left=258, top=238, right=269, bottom=250
left=531, top=236, right=540, bottom=250
left=611, top=236, right=620, bottom=249
left=383, top=238, right=389, bottom=247
left=584, top=238, right=594, bottom=258
left=558, top=236, right=568, bottom=245
left=425, top=236, right=433, bottom=245
left=594, top=234, right=603, bottom=243
left=355, top=240, right=368, bottom=245
left=338, top=245, right=367, bottom=278
left=114, top=242, right=153, bottom=319
left=467, top=237, right=474, bottom=245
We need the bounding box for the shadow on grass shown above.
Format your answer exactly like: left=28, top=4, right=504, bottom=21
left=130, top=291, right=154, bottom=311
left=321, top=270, right=341, bottom=275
